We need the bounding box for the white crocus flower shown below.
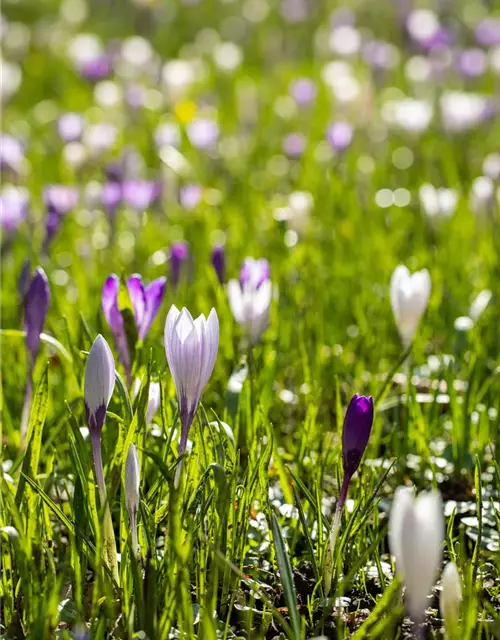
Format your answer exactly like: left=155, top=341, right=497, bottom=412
left=440, top=562, right=462, bottom=635
left=125, top=444, right=140, bottom=556
left=389, top=487, right=444, bottom=623
left=419, top=184, right=458, bottom=219
left=390, top=265, right=431, bottom=348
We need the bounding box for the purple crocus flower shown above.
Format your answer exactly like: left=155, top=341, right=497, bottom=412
left=102, top=273, right=166, bottom=382
left=475, top=18, right=500, bottom=47
left=102, top=274, right=131, bottom=384
left=170, top=241, right=189, bottom=286
left=327, top=122, right=354, bottom=152
left=57, top=113, right=85, bottom=142
left=0, top=187, right=29, bottom=233
left=126, top=274, right=167, bottom=340
left=239, top=257, right=270, bottom=288
left=282, top=133, right=306, bottom=158
left=324, top=393, right=374, bottom=594
left=80, top=54, right=112, bottom=81
left=0, top=134, right=24, bottom=174
left=187, top=118, right=219, bottom=150
left=101, top=182, right=122, bottom=211
left=211, top=244, right=225, bottom=284
left=122, top=180, right=159, bottom=211
left=456, top=48, right=487, bottom=79
left=289, top=78, right=317, bottom=107
left=21, top=267, right=50, bottom=445
left=24, top=267, right=50, bottom=365
left=179, top=184, right=203, bottom=210
left=342, top=394, right=374, bottom=481
left=43, top=185, right=79, bottom=216
left=164, top=305, right=219, bottom=459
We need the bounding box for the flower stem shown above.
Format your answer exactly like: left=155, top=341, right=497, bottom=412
left=20, top=368, right=33, bottom=449
left=323, top=474, right=351, bottom=596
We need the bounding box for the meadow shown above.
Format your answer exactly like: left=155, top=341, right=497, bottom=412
left=1, top=0, right=500, bottom=637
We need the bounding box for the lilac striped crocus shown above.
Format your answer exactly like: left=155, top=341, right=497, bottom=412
left=122, top=180, right=159, bottom=212
left=164, top=305, right=219, bottom=457
left=324, top=394, right=374, bottom=594
left=21, top=267, right=51, bottom=444
left=228, top=258, right=272, bottom=345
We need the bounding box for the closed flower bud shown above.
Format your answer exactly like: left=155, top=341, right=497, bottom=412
left=164, top=305, right=219, bottom=455
left=24, top=267, right=50, bottom=364
left=170, top=241, right=189, bottom=286
left=440, top=562, right=462, bottom=635
left=390, top=265, right=431, bottom=348
left=342, top=394, right=374, bottom=480
left=211, top=244, right=225, bottom=284
left=125, top=444, right=140, bottom=555
left=84, top=335, right=115, bottom=434
left=389, top=487, right=444, bottom=623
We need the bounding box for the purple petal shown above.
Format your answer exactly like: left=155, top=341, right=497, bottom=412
left=211, top=245, right=225, bottom=284
left=24, top=267, right=50, bottom=363
left=126, top=274, right=146, bottom=332
left=342, top=395, right=374, bottom=479
left=101, top=182, right=122, bottom=210
left=102, top=274, right=131, bottom=382
left=140, top=277, right=166, bottom=340
left=171, top=241, right=189, bottom=285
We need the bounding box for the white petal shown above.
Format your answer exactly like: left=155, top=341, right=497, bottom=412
left=388, top=486, right=414, bottom=579
left=125, top=444, right=140, bottom=513
left=440, top=562, right=462, bottom=629
left=227, top=279, right=244, bottom=323
left=199, top=308, right=219, bottom=393
left=85, top=334, right=115, bottom=412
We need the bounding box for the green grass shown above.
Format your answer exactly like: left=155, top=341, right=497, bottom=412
left=1, top=0, right=500, bottom=637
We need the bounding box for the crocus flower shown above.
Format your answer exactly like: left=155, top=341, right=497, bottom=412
left=456, top=48, right=487, bottom=79
left=57, top=113, right=85, bottom=142
left=475, top=18, right=500, bottom=47
left=125, top=444, right=140, bottom=556
left=101, top=182, right=123, bottom=212
left=470, top=176, right=495, bottom=216
left=170, top=241, right=189, bottom=286
left=469, top=290, right=492, bottom=323
left=390, top=265, right=431, bottom=348
left=122, top=180, right=159, bottom=211
left=187, top=118, right=219, bottom=150
left=440, top=562, right=462, bottom=634
left=179, top=184, right=203, bottom=210
left=102, top=274, right=166, bottom=382
left=282, top=133, right=306, bottom=158
left=24, top=267, right=50, bottom=365
left=324, top=394, right=374, bottom=595
left=80, top=53, right=112, bottom=81
left=164, top=305, right=219, bottom=456
left=327, top=121, right=354, bottom=152
left=228, top=258, right=272, bottom=345
left=440, top=91, right=491, bottom=133
left=389, top=487, right=444, bottom=624
left=419, top=184, right=457, bottom=220
left=0, top=134, right=24, bottom=174
left=21, top=267, right=50, bottom=444
left=84, top=334, right=119, bottom=581
left=43, top=185, right=79, bottom=216
left=133, top=379, right=161, bottom=424
left=211, top=244, right=225, bottom=284
left=289, top=78, right=317, bottom=107
left=126, top=273, right=167, bottom=340
left=0, top=186, right=29, bottom=233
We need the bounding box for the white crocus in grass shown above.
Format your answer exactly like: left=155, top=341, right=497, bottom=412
left=83, top=334, right=118, bottom=582
left=85, top=335, right=115, bottom=502
left=389, top=487, right=444, bottom=624
left=227, top=258, right=272, bottom=346
left=440, top=562, right=462, bottom=636
left=390, top=265, right=431, bottom=348
left=133, top=378, right=161, bottom=424
left=164, top=305, right=219, bottom=456
left=419, top=184, right=458, bottom=220
left=125, top=444, right=140, bottom=556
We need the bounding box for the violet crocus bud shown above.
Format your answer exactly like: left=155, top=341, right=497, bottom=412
left=170, top=241, right=189, bottom=286
left=164, top=305, right=219, bottom=457
left=211, top=244, right=225, bottom=284
left=389, top=487, right=444, bottom=625
left=24, top=267, right=50, bottom=365
left=282, top=132, right=306, bottom=158
left=324, top=393, right=374, bottom=595
left=126, top=274, right=167, bottom=341
left=342, top=394, right=374, bottom=482
left=289, top=78, right=317, bottom=107
left=125, top=443, right=140, bottom=556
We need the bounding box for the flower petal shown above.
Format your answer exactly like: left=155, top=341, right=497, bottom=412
left=127, top=274, right=146, bottom=331
left=140, top=277, right=166, bottom=340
